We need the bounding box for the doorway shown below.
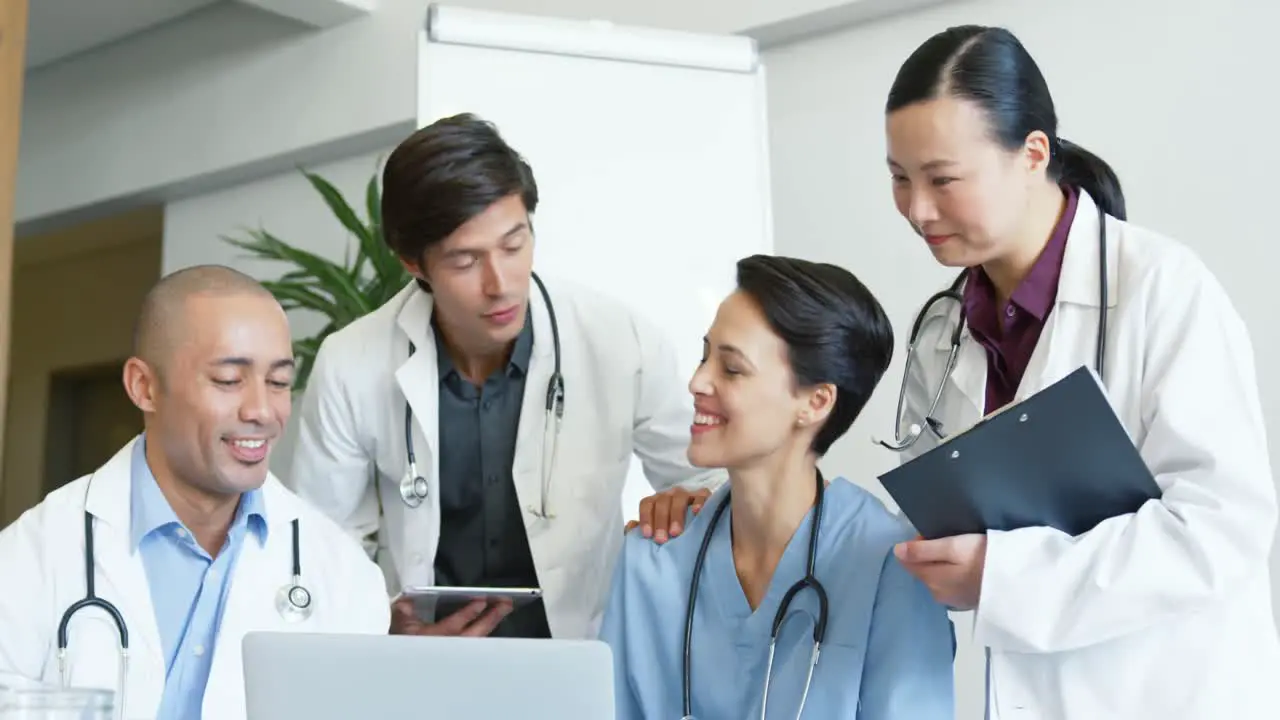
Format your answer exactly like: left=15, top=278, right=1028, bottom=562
left=43, top=361, right=142, bottom=494
left=1, top=206, right=161, bottom=523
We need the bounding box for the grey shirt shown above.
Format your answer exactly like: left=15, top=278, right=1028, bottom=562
left=432, top=311, right=550, bottom=638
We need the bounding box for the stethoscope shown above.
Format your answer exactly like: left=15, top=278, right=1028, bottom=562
left=398, top=271, right=564, bottom=519
left=57, top=487, right=313, bottom=718
left=876, top=202, right=1109, bottom=451
left=682, top=469, right=830, bottom=720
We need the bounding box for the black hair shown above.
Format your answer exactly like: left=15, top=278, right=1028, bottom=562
left=735, top=255, right=894, bottom=456
left=886, top=25, right=1126, bottom=221
left=381, top=113, right=539, bottom=289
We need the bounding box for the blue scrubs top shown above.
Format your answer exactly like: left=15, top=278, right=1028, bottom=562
left=599, top=478, right=955, bottom=719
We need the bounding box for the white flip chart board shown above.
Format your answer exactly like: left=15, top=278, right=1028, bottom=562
left=417, top=5, right=775, bottom=521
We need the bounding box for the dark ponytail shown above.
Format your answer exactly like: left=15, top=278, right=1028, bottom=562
left=1056, top=138, right=1125, bottom=220
left=887, top=25, right=1127, bottom=221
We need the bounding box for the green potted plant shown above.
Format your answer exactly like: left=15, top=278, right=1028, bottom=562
left=221, top=169, right=410, bottom=392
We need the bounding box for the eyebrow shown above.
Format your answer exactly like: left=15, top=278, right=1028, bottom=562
left=442, top=222, right=530, bottom=257
left=887, top=157, right=959, bottom=171
left=210, top=357, right=296, bottom=371
left=702, top=336, right=755, bottom=368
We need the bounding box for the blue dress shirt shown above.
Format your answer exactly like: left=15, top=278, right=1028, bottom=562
left=130, top=438, right=267, bottom=720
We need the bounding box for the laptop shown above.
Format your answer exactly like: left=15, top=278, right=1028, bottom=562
left=241, top=632, right=615, bottom=720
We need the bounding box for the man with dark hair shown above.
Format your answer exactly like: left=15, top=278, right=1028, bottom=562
left=288, top=114, right=722, bottom=639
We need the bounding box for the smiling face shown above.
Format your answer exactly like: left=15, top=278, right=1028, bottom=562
left=687, top=291, right=822, bottom=470
left=406, top=193, right=535, bottom=357
left=125, top=291, right=294, bottom=498
left=886, top=96, right=1040, bottom=268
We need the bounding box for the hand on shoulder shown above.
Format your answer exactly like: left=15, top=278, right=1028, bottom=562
left=624, top=487, right=712, bottom=543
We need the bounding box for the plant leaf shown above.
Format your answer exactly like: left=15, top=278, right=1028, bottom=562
left=225, top=229, right=372, bottom=321
left=220, top=169, right=416, bottom=393
left=354, top=176, right=404, bottom=290
left=366, top=173, right=383, bottom=232
left=260, top=281, right=343, bottom=318
left=304, top=171, right=373, bottom=249
left=290, top=332, right=329, bottom=394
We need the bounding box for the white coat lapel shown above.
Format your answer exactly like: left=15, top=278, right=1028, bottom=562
left=81, top=439, right=163, bottom=668
left=393, top=288, right=443, bottom=586
left=512, top=282, right=556, bottom=526
left=203, top=480, right=301, bottom=720
left=394, top=288, right=441, bottom=473
left=1017, top=190, right=1119, bottom=400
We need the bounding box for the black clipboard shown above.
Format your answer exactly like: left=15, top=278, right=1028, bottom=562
left=877, top=366, right=1163, bottom=540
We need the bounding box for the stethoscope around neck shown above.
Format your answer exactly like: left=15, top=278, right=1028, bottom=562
left=398, top=271, right=564, bottom=518
left=875, top=201, right=1110, bottom=451
left=58, top=486, right=314, bottom=719
left=681, top=468, right=830, bottom=720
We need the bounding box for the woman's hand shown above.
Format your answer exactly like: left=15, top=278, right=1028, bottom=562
left=894, top=533, right=987, bottom=610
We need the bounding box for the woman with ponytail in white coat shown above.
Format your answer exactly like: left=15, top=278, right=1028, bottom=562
left=881, top=24, right=1280, bottom=720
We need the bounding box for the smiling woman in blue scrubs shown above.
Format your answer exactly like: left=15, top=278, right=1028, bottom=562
left=599, top=254, right=955, bottom=719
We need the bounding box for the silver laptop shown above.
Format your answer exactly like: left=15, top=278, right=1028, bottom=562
left=241, top=632, right=615, bottom=720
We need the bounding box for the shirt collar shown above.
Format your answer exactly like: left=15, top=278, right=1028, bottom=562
left=129, top=434, right=268, bottom=551
left=432, top=305, right=534, bottom=381
left=962, top=185, right=1078, bottom=324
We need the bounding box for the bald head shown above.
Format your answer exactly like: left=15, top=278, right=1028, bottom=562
left=124, top=264, right=295, bottom=500
left=133, top=265, right=279, bottom=374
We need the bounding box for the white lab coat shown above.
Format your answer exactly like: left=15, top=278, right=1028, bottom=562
left=288, top=277, right=723, bottom=640
left=0, top=438, right=391, bottom=720
left=900, top=190, right=1280, bottom=719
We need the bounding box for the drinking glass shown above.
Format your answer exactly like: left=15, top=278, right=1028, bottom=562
left=0, top=685, right=114, bottom=720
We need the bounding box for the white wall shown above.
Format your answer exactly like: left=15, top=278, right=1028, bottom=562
left=17, top=0, right=419, bottom=231
left=17, top=0, right=965, bottom=234
left=764, top=1, right=1280, bottom=718
left=161, top=149, right=388, bottom=329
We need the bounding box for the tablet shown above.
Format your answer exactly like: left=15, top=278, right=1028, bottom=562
left=399, top=586, right=543, bottom=622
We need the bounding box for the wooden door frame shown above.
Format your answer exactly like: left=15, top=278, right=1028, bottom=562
left=0, top=0, right=29, bottom=521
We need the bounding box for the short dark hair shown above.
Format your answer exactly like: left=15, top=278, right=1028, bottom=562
left=381, top=113, right=539, bottom=264
left=734, top=255, right=894, bottom=455
left=886, top=25, right=1126, bottom=221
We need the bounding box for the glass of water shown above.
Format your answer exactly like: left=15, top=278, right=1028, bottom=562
left=0, top=685, right=114, bottom=720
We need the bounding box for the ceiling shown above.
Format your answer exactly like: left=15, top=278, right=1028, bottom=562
left=26, top=0, right=225, bottom=70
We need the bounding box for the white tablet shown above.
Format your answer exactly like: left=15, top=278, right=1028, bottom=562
left=398, top=585, right=543, bottom=622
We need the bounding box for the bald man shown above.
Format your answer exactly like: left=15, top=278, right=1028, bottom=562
left=0, top=265, right=390, bottom=720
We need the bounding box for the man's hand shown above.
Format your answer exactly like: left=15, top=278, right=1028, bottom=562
left=893, top=533, right=987, bottom=610
left=624, top=487, right=712, bottom=544
left=389, top=596, right=513, bottom=637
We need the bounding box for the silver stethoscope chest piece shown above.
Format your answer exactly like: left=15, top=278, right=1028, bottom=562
left=275, top=519, right=314, bottom=622
left=399, top=464, right=428, bottom=508
left=276, top=579, right=313, bottom=622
